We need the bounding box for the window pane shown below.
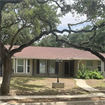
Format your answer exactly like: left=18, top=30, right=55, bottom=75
left=40, top=60, right=46, bottom=73
left=98, top=61, right=101, bottom=65
left=17, top=66, right=24, bottom=72
left=28, top=60, right=30, bottom=65
left=18, top=59, right=24, bottom=65
left=27, top=66, right=30, bottom=73
left=48, top=60, right=55, bottom=73
left=40, top=67, right=45, bottom=73
left=87, top=61, right=93, bottom=66
left=40, top=60, right=46, bottom=67
left=98, top=67, right=101, bottom=71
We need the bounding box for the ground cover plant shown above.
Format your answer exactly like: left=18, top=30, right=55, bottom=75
left=77, top=64, right=104, bottom=79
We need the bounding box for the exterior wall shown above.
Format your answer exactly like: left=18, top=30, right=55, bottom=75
left=11, top=58, right=105, bottom=78
left=12, top=58, right=65, bottom=78
left=79, top=60, right=101, bottom=71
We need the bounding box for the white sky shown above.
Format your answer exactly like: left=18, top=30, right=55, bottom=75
left=57, top=0, right=89, bottom=30
left=57, top=13, right=88, bottom=30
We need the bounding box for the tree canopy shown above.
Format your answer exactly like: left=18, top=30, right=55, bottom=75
left=1, top=0, right=61, bottom=45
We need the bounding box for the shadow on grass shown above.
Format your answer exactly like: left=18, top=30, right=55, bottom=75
left=10, top=77, right=46, bottom=92
left=14, top=87, right=88, bottom=95
left=10, top=77, right=89, bottom=95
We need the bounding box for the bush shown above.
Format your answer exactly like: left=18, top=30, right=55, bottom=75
left=77, top=64, right=104, bottom=79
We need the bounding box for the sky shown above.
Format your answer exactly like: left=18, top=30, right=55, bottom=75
left=57, top=13, right=88, bottom=30
left=57, top=0, right=90, bottom=31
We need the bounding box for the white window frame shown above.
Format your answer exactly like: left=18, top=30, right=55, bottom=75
left=26, top=59, right=30, bottom=73
left=39, top=60, right=46, bottom=73
left=16, top=59, right=25, bottom=73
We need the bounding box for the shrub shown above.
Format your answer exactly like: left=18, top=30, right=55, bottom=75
left=77, top=64, right=104, bottom=79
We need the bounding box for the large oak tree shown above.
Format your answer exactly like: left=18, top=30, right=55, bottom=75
left=0, top=0, right=105, bottom=95
left=0, top=0, right=63, bottom=94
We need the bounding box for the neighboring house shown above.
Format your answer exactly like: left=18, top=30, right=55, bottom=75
left=0, top=45, right=105, bottom=77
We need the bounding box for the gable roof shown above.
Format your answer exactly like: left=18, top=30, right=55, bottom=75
left=5, top=45, right=105, bottom=60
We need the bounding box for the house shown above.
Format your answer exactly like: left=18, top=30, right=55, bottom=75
left=0, top=45, right=105, bottom=77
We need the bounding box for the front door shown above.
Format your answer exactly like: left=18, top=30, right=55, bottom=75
left=0, top=60, right=2, bottom=77
left=64, top=62, right=69, bottom=76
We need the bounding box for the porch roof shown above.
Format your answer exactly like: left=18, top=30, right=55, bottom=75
left=6, top=45, right=105, bottom=60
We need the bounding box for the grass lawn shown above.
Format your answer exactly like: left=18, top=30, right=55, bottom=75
left=9, top=77, right=88, bottom=95
left=86, top=79, right=105, bottom=93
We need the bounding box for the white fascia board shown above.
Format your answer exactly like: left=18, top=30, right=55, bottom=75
left=11, top=57, right=74, bottom=60
left=73, top=58, right=100, bottom=60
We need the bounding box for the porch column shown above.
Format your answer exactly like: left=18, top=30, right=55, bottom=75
left=101, top=61, right=104, bottom=72
left=101, top=61, right=105, bottom=77
left=74, top=60, right=79, bottom=77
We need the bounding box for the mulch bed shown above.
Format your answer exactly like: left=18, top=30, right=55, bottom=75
left=1, top=97, right=105, bottom=104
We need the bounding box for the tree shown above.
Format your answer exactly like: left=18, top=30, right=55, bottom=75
left=0, top=0, right=105, bottom=95
left=0, top=0, right=63, bottom=94
left=67, top=25, right=105, bottom=53
left=36, top=34, right=68, bottom=47
left=51, top=0, right=105, bottom=69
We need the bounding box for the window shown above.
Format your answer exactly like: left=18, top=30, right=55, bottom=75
left=26, top=59, right=30, bottom=73
left=87, top=61, right=93, bottom=67
left=17, top=59, right=24, bottom=73
left=97, top=61, right=101, bottom=71
left=40, top=60, right=46, bottom=73
left=48, top=60, right=55, bottom=73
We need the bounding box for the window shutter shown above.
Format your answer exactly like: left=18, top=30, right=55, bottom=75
left=37, top=60, right=39, bottom=74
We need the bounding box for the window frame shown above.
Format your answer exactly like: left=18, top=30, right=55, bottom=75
left=16, top=59, right=25, bottom=73
left=48, top=60, right=55, bottom=74
left=39, top=60, right=46, bottom=74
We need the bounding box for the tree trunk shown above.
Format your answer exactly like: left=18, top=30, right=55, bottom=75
left=0, top=56, right=12, bottom=95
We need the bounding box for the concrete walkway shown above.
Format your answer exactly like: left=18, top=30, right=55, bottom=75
left=75, top=79, right=101, bottom=93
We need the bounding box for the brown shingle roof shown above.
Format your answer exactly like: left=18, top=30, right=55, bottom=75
left=5, top=45, right=105, bottom=60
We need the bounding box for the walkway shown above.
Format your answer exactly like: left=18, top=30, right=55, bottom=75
left=75, top=79, right=101, bottom=93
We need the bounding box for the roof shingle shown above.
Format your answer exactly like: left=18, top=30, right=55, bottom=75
left=5, top=45, right=105, bottom=60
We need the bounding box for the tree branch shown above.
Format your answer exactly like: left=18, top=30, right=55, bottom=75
left=1, top=20, right=20, bottom=29
left=9, top=30, right=50, bottom=56
left=0, top=0, right=23, bottom=4
left=36, top=0, right=49, bottom=4
left=9, top=21, right=105, bottom=58
left=79, top=28, right=97, bottom=46
left=52, top=32, right=105, bottom=62
left=9, top=23, right=31, bottom=51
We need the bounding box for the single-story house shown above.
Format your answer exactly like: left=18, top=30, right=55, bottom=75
left=0, top=45, right=105, bottom=77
